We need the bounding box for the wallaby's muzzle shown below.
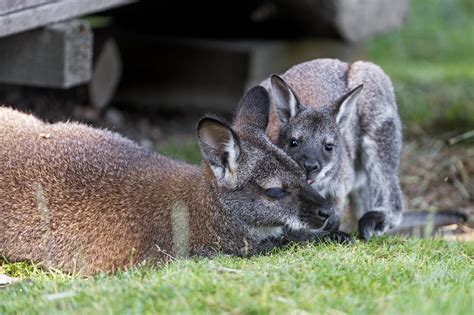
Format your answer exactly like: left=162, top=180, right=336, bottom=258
left=291, top=147, right=324, bottom=185
left=297, top=183, right=334, bottom=229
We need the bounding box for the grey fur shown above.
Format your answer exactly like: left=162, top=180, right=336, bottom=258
left=262, top=59, right=404, bottom=240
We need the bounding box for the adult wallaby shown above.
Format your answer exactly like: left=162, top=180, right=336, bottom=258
left=0, top=86, right=351, bottom=275
left=261, top=58, right=467, bottom=240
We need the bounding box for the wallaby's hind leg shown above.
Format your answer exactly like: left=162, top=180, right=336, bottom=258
left=358, top=128, right=404, bottom=240
left=349, top=61, right=404, bottom=240
left=348, top=169, right=371, bottom=231
left=349, top=165, right=403, bottom=241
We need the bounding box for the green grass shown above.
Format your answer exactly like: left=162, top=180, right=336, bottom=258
left=1, top=238, right=473, bottom=314
left=157, top=139, right=202, bottom=165
left=367, top=0, right=474, bottom=129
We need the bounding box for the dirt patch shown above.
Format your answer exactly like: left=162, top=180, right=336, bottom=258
left=401, top=135, right=473, bottom=218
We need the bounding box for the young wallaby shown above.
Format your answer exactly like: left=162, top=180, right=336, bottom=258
left=261, top=59, right=467, bottom=240
left=0, top=86, right=351, bottom=275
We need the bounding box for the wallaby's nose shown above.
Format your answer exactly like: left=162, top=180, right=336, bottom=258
left=304, top=160, right=320, bottom=173
left=317, top=208, right=331, bottom=220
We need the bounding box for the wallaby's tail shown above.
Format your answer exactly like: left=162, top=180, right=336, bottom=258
left=388, top=210, right=468, bottom=235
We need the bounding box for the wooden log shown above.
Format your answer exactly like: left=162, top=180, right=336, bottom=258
left=0, top=33, right=121, bottom=108
left=0, top=0, right=133, bottom=38
left=0, top=19, right=92, bottom=88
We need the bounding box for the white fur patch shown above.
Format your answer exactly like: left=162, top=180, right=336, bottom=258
left=210, top=165, right=225, bottom=180
left=288, top=91, right=298, bottom=118
left=361, top=137, right=391, bottom=216
left=353, top=169, right=367, bottom=190
left=316, top=164, right=332, bottom=182
left=34, top=182, right=53, bottom=267
left=210, top=137, right=239, bottom=185
left=249, top=226, right=284, bottom=241
left=284, top=216, right=307, bottom=231
left=337, top=86, right=362, bottom=128
left=171, top=202, right=190, bottom=258
left=259, top=178, right=283, bottom=190
left=313, top=164, right=342, bottom=199
left=224, top=137, right=238, bottom=178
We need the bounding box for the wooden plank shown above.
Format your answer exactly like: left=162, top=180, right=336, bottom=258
left=0, top=0, right=55, bottom=15
left=0, top=0, right=133, bottom=38
left=0, top=19, right=92, bottom=88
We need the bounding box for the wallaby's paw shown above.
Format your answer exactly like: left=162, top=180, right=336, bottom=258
left=358, top=211, right=389, bottom=241
left=323, top=231, right=355, bottom=244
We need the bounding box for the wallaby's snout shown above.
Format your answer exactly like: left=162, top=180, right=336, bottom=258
left=302, top=148, right=321, bottom=174
left=304, top=159, right=320, bottom=174
left=317, top=208, right=331, bottom=220
left=297, top=182, right=333, bottom=229
left=291, top=144, right=326, bottom=185
left=302, top=148, right=322, bottom=183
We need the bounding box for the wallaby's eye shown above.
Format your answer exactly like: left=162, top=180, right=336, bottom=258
left=324, top=144, right=334, bottom=152
left=264, top=188, right=289, bottom=199
left=289, top=138, right=299, bottom=147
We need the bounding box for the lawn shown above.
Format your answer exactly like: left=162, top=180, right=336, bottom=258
left=1, top=238, right=473, bottom=314
left=1, top=0, right=473, bottom=314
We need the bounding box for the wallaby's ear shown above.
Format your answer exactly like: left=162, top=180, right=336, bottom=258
left=232, top=86, right=270, bottom=133
left=336, top=84, right=363, bottom=128
left=270, top=74, right=301, bottom=125
left=197, top=117, right=241, bottom=184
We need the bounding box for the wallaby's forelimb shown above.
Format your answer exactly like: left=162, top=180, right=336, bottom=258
left=254, top=228, right=354, bottom=255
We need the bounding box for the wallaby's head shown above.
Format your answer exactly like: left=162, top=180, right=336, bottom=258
left=197, top=86, right=332, bottom=232
left=270, top=75, right=363, bottom=189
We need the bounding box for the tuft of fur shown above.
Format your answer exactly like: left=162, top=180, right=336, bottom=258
left=0, top=86, right=352, bottom=275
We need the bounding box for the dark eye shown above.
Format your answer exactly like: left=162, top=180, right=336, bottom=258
left=264, top=188, right=289, bottom=199
left=289, top=138, right=299, bottom=147
left=324, top=143, right=334, bottom=152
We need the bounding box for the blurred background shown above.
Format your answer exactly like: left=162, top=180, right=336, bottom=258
left=0, top=0, right=472, bottom=231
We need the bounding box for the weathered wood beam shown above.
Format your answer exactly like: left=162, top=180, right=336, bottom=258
left=0, top=0, right=54, bottom=15
left=0, top=19, right=92, bottom=88
left=0, top=0, right=133, bottom=38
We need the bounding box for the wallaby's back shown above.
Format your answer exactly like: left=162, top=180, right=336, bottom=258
left=0, top=107, right=201, bottom=273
